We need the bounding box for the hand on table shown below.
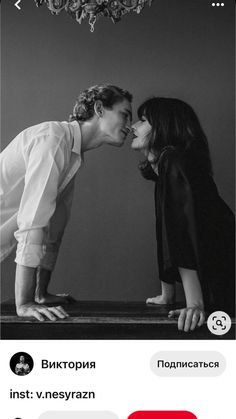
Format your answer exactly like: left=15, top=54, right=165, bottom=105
left=168, top=307, right=205, bottom=332
left=16, top=302, right=69, bottom=321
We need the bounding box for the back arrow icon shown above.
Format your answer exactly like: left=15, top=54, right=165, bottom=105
left=15, top=0, right=22, bottom=10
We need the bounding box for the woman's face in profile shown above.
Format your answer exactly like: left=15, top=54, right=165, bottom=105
left=131, top=116, right=152, bottom=153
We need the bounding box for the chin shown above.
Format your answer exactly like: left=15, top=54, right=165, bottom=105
left=109, top=140, right=124, bottom=147
left=117, top=140, right=125, bottom=147
left=131, top=142, right=140, bottom=150
left=131, top=140, right=136, bottom=148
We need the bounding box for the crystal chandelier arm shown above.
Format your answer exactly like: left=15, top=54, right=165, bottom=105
left=33, top=0, right=153, bottom=31
left=116, top=0, right=139, bottom=11
left=66, top=0, right=83, bottom=13
left=34, top=0, right=45, bottom=6
left=47, top=0, right=69, bottom=14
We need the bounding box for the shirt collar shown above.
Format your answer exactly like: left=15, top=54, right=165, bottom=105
left=70, top=121, right=82, bottom=155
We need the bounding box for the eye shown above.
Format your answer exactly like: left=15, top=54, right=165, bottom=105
left=122, top=112, right=131, bottom=124
left=140, top=116, right=147, bottom=122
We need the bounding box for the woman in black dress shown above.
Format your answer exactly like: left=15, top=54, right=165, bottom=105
left=131, top=97, right=235, bottom=332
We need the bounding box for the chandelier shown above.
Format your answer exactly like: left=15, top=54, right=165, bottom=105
left=34, top=0, right=153, bottom=32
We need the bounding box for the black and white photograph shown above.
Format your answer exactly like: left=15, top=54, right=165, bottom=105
left=1, top=0, right=235, bottom=339
left=10, top=351, right=34, bottom=376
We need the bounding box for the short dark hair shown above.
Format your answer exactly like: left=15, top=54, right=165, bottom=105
left=69, top=84, right=132, bottom=122
left=138, top=97, right=212, bottom=174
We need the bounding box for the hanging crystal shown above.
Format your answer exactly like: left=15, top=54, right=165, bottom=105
left=34, top=0, right=153, bottom=32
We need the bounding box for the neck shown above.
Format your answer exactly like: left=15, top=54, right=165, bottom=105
left=78, top=118, right=105, bottom=153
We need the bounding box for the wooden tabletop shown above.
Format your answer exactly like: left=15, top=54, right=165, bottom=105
left=1, top=300, right=235, bottom=340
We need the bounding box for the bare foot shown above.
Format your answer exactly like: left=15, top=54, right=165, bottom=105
left=35, top=293, right=76, bottom=305
left=146, top=295, right=174, bottom=305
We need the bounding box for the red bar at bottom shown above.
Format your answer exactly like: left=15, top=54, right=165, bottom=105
left=128, top=411, right=197, bottom=419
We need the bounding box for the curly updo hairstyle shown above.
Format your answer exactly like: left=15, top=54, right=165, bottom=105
left=69, top=84, right=132, bottom=122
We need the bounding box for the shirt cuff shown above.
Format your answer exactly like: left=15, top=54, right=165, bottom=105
left=15, top=243, right=44, bottom=267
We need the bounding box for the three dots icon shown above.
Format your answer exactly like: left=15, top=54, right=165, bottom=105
left=212, top=2, right=224, bottom=5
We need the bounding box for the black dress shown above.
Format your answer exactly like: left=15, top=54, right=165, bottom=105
left=140, top=147, right=235, bottom=315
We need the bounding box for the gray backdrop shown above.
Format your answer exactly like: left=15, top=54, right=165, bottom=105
left=1, top=0, right=235, bottom=302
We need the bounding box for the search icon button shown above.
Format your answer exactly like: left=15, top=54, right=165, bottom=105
left=207, top=311, right=231, bottom=335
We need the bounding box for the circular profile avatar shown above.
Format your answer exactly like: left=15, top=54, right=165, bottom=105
left=10, top=352, right=34, bottom=376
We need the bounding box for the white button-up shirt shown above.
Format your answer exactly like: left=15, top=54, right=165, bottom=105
left=0, top=120, right=82, bottom=271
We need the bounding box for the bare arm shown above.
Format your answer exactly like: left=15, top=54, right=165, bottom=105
left=34, top=179, right=77, bottom=305
left=168, top=268, right=205, bottom=332
left=35, top=267, right=52, bottom=302
left=15, top=264, right=68, bottom=321
left=179, top=267, right=204, bottom=309
left=15, top=264, right=37, bottom=309
left=34, top=267, right=75, bottom=304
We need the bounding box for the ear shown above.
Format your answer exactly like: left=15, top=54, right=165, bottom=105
left=94, top=100, right=104, bottom=117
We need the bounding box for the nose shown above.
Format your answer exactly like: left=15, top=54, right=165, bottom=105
left=123, top=121, right=132, bottom=136
left=125, top=118, right=132, bottom=131
left=131, top=121, right=139, bottom=131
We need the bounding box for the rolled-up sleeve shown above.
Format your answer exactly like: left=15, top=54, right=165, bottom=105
left=14, top=135, right=66, bottom=268
left=39, top=176, right=76, bottom=271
